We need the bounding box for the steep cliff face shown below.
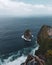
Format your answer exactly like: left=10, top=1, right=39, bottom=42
left=37, top=25, right=52, bottom=65
left=37, top=25, right=52, bottom=52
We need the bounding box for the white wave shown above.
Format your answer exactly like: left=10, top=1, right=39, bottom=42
left=0, top=41, right=39, bottom=65
left=1, top=55, right=27, bottom=65
left=21, top=35, right=32, bottom=41
left=30, top=41, right=39, bottom=56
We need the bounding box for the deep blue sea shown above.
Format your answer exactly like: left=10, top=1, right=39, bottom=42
left=0, top=16, right=52, bottom=65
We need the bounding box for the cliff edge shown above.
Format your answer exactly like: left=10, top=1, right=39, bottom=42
left=37, top=25, right=52, bottom=65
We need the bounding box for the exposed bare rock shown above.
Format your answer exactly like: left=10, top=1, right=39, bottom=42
left=22, top=29, right=33, bottom=41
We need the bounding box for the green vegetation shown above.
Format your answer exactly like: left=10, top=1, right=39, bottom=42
left=37, top=25, right=52, bottom=65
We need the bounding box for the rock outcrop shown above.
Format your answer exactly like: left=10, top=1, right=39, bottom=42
left=37, top=25, right=52, bottom=65
left=22, top=29, right=33, bottom=41
left=21, top=25, right=52, bottom=65
left=37, top=25, right=52, bottom=52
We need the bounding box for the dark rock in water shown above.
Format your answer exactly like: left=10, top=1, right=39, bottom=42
left=22, top=29, right=33, bottom=41
left=24, top=29, right=32, bottom=39
left=24, top=29, right=32, bottom=40
left=37, top=25, right=52, bottom=65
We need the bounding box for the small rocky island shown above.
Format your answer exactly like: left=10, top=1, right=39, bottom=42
left=22, top=29, right=33, bottom=41
left=21, top=25, right=52, bottom=65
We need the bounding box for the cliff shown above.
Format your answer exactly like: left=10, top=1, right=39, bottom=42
left=37, top=25, right=52, bottom=65
left=21, top=25, right=52, bottom=65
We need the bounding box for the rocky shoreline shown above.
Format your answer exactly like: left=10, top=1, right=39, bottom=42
left=21, top=25, right=52, bottom=65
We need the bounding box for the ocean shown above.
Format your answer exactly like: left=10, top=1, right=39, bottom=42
left=0, top=16, right=52, bottom=65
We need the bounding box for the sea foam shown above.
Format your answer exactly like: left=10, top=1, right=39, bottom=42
left=0, top=41, right=39, bottom=65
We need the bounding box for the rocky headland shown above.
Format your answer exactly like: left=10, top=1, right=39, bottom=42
left=21, top=25, right=52, bottom=65
left=36, top=25, right=52, bottom=65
